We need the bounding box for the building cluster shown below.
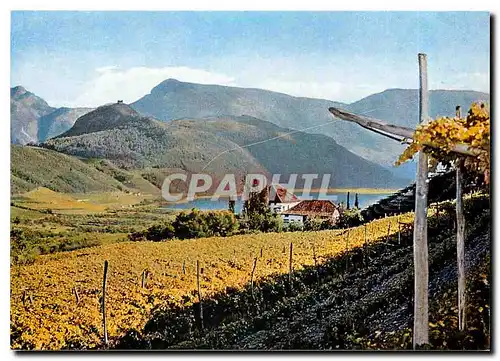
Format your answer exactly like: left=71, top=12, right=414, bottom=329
left=262, top=184, right=341, bottom=226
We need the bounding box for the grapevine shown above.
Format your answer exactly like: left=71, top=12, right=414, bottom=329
left=396, top=103, right=490, bottom=183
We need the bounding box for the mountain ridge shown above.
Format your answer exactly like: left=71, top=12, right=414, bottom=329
left=131, top=79, right=489, bottom=168
left=10, top=86, right=94, bottom=144
left=43, top=104, right=408, bottom=189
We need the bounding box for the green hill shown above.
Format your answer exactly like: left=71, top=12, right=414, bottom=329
left=10, top=145, right=128, bottom=194
left=10, top=145, right=160, bottom=195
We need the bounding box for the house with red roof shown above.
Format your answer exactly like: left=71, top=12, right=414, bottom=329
left=262, top=184, right=301, bottom=213
left=280, top=199, right=341, bottom=226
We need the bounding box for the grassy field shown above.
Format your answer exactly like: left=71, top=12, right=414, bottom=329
left=10, top=189, right=175, bottom=265
left=10, top=213, right=413, bottom=350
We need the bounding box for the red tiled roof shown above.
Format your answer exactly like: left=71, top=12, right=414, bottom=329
left=283, top=200, right=338, bottom=216
left=266, top=184, right=299, bottom=203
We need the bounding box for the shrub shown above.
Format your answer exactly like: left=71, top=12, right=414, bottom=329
left=240, top=211, right=283, bottom=233
left=145, top=222, right=176, bottom=242
left=285, top=221, right=304, bottom=232
left=204, top=211, right=239, bottom=237
left=173, top=210, right=210, bottom=239
left=335, top=209, right=364, bottom=229
left=304, top=217, right=330, bottom=231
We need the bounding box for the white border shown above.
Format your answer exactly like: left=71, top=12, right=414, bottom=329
left=2, top=2, right=497, bottom=360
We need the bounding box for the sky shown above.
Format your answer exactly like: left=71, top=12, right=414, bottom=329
left=10, top=11, right=490, bottom=108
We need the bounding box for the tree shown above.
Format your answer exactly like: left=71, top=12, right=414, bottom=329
left=346, top=192, right=350, bottom=210
left=354, top=193, right=359, bottom=209
left=228, top=199, right=235, bottom=214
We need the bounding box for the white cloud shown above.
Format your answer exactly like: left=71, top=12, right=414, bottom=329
left=69, top=66, right=236, bottom=107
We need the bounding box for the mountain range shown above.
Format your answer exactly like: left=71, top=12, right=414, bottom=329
left=131, top=79, right=489, bottom=166
left=42, top=103, right=406, bottom=190
left=10, top=86, right=93, bottom=144
left=10, top=81, right=489, bottom=192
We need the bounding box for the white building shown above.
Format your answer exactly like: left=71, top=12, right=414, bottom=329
left=265, top=184, right=301, bottom=213
left=280, top=200, right=341, bottom=226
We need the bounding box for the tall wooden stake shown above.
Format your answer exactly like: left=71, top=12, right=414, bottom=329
left=413, top=53, right=430, bottom=348
left=288, top=242, right=293, bottom=292
left=141, top=269, right=147, bottom=288
left=312, top=243, right=317, bottom=267
left=364, top=224, right=368, bottom=267
left=73, top=286, right=80, bottom=305
left=456, top=105, right=466, bottom=331
left=251, top=257, right=257, bottom=299
left=102, top=260, right=109, bottom=346
left=196, top=260, right=203, bottom=330
left=345, top=230, right=350, bottom=272
left=398, top=217, right=401, bottom=245
left=312, top=243, right=319, bottom=284
left=182, top=260, right=186, bottom=275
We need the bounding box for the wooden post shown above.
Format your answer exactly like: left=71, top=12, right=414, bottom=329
left=456, top=158, right=466, bottom=331
left=387, top=222, right=391, bottom=243
left=312, top=243, right=317, bottom=267
left=398, top=217, right=401, bottom=245
left=196, top=260, right=203, bottom=330
left=413, top=53, right=430, bottom=348
left=73, top=286, right=80, bottom=305
left=102, top=260, right=109, bottom=346
left=364, top=224, right=368, bottom=267
left=345, top=230, right=350, bottom=272
left=182, top=260, right=186, bottom=275
left=251, top=257, right=257, bottom=299
left=141, top=269, right=147, bottom=288
left=456, top=104, right=466, bottom=331
left=312, top=243, right=319, bottom=284
left=260, top=247, right=263, bottom=258
left=288, top=242, right=293, bottom=292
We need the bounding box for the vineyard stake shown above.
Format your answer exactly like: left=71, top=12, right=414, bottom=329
left=196, top=260, right=204, bottom=330
left=260, top=247, right=263, bottom=258
left=251, top=257, right=257, bottom=300
left=364, top=224, right=368, bottom=268
left=182, top=260, right=186, bottom=275
left=141, top=269, right=147, bottom=288
left=312, top=243, right=319, bottom=284
left=413, top=52, right=430, bottom=347
left=102, top=260, right=109, bottom=346
left=345, top=230, right=350, bottom=273
left=398, top=217, right=401, bottom=245
left=312, top=243, right=317, bottom=267
left=288, top=242, right=293, bottom=293
left=387, top=222, right=391, bottom=243
left=73, top=286, right=80, bottom=305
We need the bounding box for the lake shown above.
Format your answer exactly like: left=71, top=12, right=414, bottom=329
left=163, top=191, right=394, bottom=213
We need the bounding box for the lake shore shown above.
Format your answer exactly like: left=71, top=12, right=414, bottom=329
left=163, top=188, right=398, bottom=204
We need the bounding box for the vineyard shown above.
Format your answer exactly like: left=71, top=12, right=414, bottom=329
left=11, top=214, right=412, bottom=350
